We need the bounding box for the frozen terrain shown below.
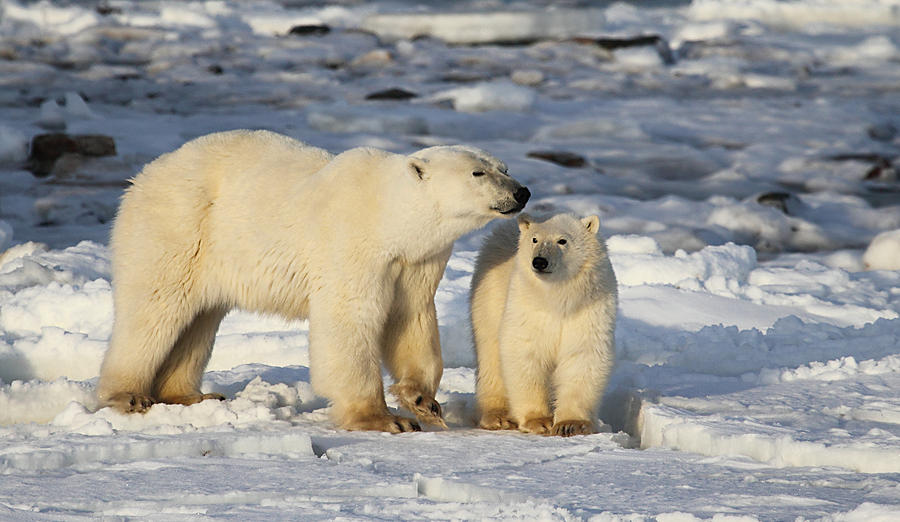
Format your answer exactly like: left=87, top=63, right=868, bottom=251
left=1, top=0, right=900, bottom=519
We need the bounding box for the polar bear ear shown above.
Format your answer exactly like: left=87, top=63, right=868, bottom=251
left=582, top=215, right=601, bottom=235
left=517, top=213, right=533, bottom=231
left=408, top=158, right=428, bottom=180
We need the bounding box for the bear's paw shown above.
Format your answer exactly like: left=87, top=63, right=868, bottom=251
left=551, top=419, right=595, bottom=437
left=105, top=392, right=156, bottom=414
left=519, top=415, right=554, bottom=435
left=479, top=410, right=518, bottom=431
left=343, top=413, right=422, bottom=433
left=389, top=382, right=447, bottom=429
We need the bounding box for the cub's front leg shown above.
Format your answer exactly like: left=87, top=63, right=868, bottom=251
left=499, top=328, right=553, bottom=435
left=550, top=323, right=615, bottom=437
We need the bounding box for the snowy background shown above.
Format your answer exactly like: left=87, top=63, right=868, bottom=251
left=2, top=0, right=900, bottom=519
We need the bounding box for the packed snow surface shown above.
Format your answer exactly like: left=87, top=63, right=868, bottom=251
left=1, top=0, right=900, bottom=519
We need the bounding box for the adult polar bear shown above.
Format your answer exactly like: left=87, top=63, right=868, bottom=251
left=97, top=129, right=530, bottom=432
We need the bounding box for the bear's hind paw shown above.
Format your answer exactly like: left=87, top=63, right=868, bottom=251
left=105, top=392, right=155, bottom=414
left=158, top=393, right=226, bottom=406
left=551, top=419, right=595, bottom=437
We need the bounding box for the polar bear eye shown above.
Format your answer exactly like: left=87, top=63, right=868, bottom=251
left=532, top=237, right=537, bottom=243
left=472, top=171, right=486, bottom=177
left=557, top=239, right=567, bottom=245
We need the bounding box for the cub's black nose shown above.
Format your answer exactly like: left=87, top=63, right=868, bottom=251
left=532, top=256, right=549, bottom=271
left=514, top=186, right=531, bottom=205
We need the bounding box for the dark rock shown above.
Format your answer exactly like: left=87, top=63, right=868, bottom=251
left=28, top=134, right=78, bottom=176
left=527, top=150, right=587, bottom=168
left=572, top=34, right=675, bottom=65
left=868, top=123, right=898, bottom=142
left=827, top=152, right=892, bottom=166
left=827, top=152, right=894, bottom=181
left=96, top=3, right=122, bottom=16
left=27, top=133, right=116, bottom=177
left=756, top=192, right=793, bottom=214
left=288, top=24, right=331, bottom=37
left=73, top=135, right=116, bottom=157
left=365, top=88, right=418, bottom=101
left=208, top=64, right=224, bottom=75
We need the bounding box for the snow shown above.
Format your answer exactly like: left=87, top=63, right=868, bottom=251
left=1, top=0, right=900, bottom=519
left=863, top=229, right=900, bottom=270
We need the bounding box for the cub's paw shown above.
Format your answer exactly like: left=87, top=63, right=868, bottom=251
left=159, top=393, right=226, bottom=406
left=551, top=419, right=595, bottom=437
left=343, top=413, right=422, bottom=434
left=519, top=416, right=553, bottom=435
left=479, top=410, right=518, bottom=431
left=105, top=392, right=155, bottom=414
left=389, top=383, right=447, bottom=429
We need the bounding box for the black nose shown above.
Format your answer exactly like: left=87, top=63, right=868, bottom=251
left=514, top=186, right=531, bottom=205
left=532, top=257, right=548, bottom=271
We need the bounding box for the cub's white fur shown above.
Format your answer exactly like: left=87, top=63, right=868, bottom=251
left=471, top=213, right=617, bottom=436
left=96, top=129, right=529, bottom=433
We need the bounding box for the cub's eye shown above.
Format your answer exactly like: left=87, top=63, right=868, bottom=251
left=532, top=237, right=537, bottom=243
left=472, top=171, right=486, bottom=177
left=557, top=239, right=567, bottom=245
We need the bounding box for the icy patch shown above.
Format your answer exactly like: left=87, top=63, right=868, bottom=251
left=0, top=221, right=12, bottom=253
left=688, top=0, right=900, bottom=29
left=361, top=9, right=607, bottom=45
left=430, top=81, right=535, bottom=113
left=0, top=126, right=27, bottom=165
left=0, top=427, right=314, bottom=473
left=639, top=354, right=900, bottom=475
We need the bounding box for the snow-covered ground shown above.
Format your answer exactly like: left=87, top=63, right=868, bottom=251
left=2, top=0, right=900, bottom=519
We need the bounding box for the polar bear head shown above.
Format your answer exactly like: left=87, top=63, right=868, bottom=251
left=516, top=213, right=604, bottom=281
left=409, top=145, right=530, bottom=224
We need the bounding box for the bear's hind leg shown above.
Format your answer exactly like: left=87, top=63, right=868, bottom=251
left=97, top=300, right=196, bottom=413
left=152, top=307, right=228, bottom=406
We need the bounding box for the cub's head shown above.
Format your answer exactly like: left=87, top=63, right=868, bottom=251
left=408, top=145, right=530, bottom=225
left=517, top=213, right=603, bottom=280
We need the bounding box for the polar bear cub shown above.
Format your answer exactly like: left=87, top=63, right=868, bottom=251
left=96, top=129, right=530, bottom=433
left=470, top=213, right=617, bottom=436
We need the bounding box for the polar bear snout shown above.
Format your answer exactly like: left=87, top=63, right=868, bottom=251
left=514, top=186, right=531, bottom=206
left=532, top=256, right=550, bottom=272
left=496, top=185, right=531, bottom=214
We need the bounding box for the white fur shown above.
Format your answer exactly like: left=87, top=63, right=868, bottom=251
left=470, top=213, right=617, bottom=436
left=96, top=129, right=528, bottom=432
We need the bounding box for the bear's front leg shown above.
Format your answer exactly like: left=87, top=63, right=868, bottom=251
left=308, top=282, right=421, bottom=433
left=382, top=256, right=449, bottom=429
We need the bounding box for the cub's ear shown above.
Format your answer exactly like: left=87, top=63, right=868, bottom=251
left=409, top=158, right=427, bottom=180
left=582, top=215, right=600, bottom=235
left=517, top=213, right=533, bottom=231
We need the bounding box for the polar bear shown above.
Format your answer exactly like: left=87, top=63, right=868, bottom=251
left=470, top=213, right=617, bottom=436
left=96, top=129, right=530, bottom=433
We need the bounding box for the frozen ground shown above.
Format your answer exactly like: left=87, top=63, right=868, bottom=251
left=1, top=0, right=900, bottom=519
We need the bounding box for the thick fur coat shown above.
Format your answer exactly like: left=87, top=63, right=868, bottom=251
left=470, top=213, right=617, bottom=436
